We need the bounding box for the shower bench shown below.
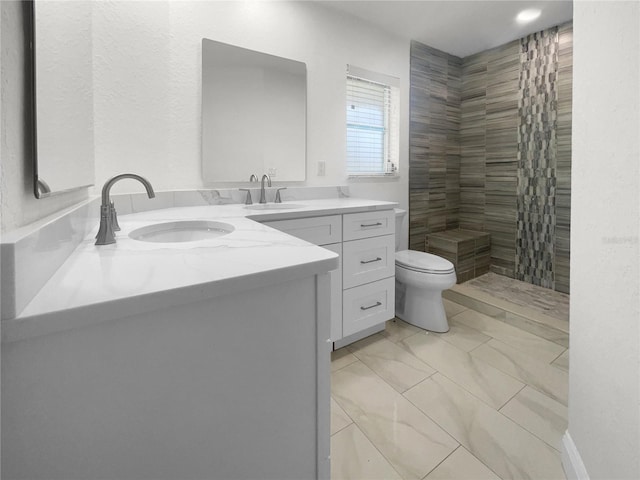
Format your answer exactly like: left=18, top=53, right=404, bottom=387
left=426, top=229, right=491, bottom=283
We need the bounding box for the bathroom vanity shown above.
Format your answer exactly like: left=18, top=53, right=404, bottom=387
left=1, top=193, right=397, bottom=479
left=262, top=208, right=396, bottom=348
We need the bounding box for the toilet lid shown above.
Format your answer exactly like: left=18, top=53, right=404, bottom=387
left=395, top=250, right=455, bottom=274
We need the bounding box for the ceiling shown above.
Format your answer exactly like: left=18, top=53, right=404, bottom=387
left=319, top=1, right=573, bottom=57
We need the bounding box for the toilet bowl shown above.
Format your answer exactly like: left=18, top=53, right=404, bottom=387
left=394, top=210, right=457, bottom=332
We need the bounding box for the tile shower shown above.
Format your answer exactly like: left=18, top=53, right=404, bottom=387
left=409, top=22, right=572, bottom=294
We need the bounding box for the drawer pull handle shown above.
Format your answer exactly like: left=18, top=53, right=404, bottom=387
left=360, top=301, right=382, bottom=311
left=360, top=222, right=383, bottom=228
left=360, top=257, right=382, bottom=264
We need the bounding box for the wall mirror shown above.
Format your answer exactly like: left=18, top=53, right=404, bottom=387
left=202, top=39, right=306, bottom=183
left=31, top=0, right=95, bottom=198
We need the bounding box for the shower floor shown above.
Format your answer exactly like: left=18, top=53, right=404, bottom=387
left=464, top=272, right=569, bottom=322
left=443, top=272, right=569, bottom=346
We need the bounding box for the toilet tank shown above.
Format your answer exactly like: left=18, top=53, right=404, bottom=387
left=394, top=208, right=406, bottom=251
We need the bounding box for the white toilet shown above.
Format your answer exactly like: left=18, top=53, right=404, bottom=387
left=394, top=209, right=456, bottom=332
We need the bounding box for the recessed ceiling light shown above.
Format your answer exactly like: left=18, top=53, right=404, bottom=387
left=516, top=8, right=542, bottom=24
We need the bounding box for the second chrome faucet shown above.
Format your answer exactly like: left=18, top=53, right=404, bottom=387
left=242, top=173, right=284, bottom=205
left=259, top=174, right=271, bottom=204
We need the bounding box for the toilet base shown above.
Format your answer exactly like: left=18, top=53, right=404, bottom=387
left=395, top=282, right=450, bottom=333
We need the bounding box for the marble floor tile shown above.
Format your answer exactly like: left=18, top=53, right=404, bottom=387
left=400, top=333, right=525, bottom=409
left=381, top=317, right=422, bottom=343
left=453, top=309, right=566, bottom=363
left=434, top=322, right=492, bottom=352
left=551, top=349, right=570, bottom=372
left=500, top=386, right=568, bottom=451
left=331, top=423, right=402, bottom=480
left=347, top=334, right=436, bottom=393
left=332, top=361, right=459, bottom=479
left=332, top=274, right=570, bottom=479
left=471, top=339, right=569, bottom=405
left=331, top=348, right=358, bottom=372
left=331, top=397, right=352, bottom=435
left=443, top=298, right=468, bottom=318
left=424, top=446, right=501, bottom=480
left=504, top=311, right=570, bottom=348
left=405, top=374, right=566, bottom=480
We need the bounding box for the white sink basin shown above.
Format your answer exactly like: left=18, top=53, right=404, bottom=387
left=244, top=203, right=305, bottom=211
left=129, top=220, right=234, bottom=243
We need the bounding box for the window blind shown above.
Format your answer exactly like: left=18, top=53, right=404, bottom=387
left=346, top=66, right=399, bottom=176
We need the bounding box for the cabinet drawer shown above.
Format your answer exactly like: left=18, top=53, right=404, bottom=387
left=262, top=215, right=342, bottom=246
left=342, top=277, right=395, bottom=337
left=343, top=235, right=395, bottom=289
left=343, top=210, right=395, bottom=241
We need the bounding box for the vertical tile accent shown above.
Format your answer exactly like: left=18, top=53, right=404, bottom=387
left=409, top=41, right=462, bottom=251
left=516, top=28, right=559, bottom=288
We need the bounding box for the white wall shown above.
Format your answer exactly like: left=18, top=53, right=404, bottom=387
left=569, top=2, right=640, bottom=479
left=2, top=1, right=409, bottom=235
left=0, top=1, right=88, bottom=234
left=93, top=1, right=410, bottom=212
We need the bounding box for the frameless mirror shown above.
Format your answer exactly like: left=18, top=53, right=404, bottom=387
left=32, top=0, right=94, bottom=198
left=202, top=39, right=306, bottom=183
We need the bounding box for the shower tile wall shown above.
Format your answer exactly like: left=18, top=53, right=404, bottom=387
left=460, top=41, right=521, bottom=278
left=555, top=24, right=573, bottom=294
left=409, top=41, right=461, bottom=251
left=410, top=23, right=572, bottom=294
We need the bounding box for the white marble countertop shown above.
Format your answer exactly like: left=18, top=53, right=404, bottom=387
left=3, top=198, right=396, bottom=343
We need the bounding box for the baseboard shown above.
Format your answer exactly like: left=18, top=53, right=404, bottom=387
left=333, top=323, right=385, bottom=349
left=562, top=431, right=590, bottom=480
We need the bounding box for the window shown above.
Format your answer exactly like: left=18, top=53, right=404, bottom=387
left=346, top=65, right=399, bottom=176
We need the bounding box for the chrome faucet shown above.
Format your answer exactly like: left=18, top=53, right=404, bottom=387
left=95, top=173, right=155, bottom=245
left=259, top=174, right=271, bottom=204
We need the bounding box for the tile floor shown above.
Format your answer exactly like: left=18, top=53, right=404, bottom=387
left=330, top=291, right=569, bottom=479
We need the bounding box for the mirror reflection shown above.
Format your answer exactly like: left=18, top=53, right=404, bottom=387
left=201, top=39, right=306, bottom=183
left=33, top=0, right=95, bottom=198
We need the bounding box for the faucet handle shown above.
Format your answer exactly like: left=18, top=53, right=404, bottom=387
left=110, top=201, right=121, bottom=231
left=239, top=188, right=253, bottom=205
left=95, top=204, right=117, bottom=245
left=275, top=187, right=287, bottom=203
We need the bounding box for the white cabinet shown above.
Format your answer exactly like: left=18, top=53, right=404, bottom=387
left=263, top=208, right=395, bottom=347
left=342, top=209, right=395, bottom=241
left=340, top=211, right=395, bottom=344
left=261, top=215, right=341, bottom=245
left=2, top=275, right=330, bottom=480
left=342, top=277, right=395, bottom=337
left=322, top=243, right=343, bottom=340
left=342, top=235, right=395, bottom=289
left=263, top=215, right=343, bottom=342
